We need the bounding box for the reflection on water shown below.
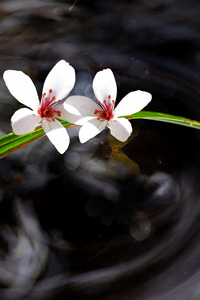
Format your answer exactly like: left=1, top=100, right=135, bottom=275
left=1, top=0, right=200, bottom=299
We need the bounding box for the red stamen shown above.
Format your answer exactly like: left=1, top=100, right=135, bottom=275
left=38, top=89, right=62, bottom=121
left=94, top=95, right=115, bottom=121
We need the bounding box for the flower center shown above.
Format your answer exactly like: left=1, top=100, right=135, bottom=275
left=38, top=89, right=62, bottom=121
left=94, top=95, right=115, bottom=121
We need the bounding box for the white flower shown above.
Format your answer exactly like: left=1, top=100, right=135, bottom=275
left=64, top=68, right=152, bottom=143
left=3, top=60, right=75, bottom=154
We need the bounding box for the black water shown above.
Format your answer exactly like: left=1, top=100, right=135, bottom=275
left=1, top=0, right=200, bottom=299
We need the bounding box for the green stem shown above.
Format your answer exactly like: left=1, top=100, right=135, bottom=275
left=124, top=111, right=200, bottom=130
left=1, top=111, right=200, bottom=159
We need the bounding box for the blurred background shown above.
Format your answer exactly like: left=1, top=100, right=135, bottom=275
left=1, top=0, right=200, bottom=299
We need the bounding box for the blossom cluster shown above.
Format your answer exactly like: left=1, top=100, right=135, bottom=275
left=3, top=60, right=152, bottom=154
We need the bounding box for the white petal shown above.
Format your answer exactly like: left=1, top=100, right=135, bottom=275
left=64, top=96, right=100, bottom=115
left=52, top=103, right=68, bottom=120
left=11, top=108, right=41, bottom=135
left=108, top=118, right=132, bottom=142
left=115, top=90, right=152, bottom=117
left=79, top=118, right=107, bottom=143
left=3, top=70, right=39, bottom=110
left=63, top=96, right=100, bottom=125
left=93, top=69, right=117, bottom=104
left=53, top=102, right=92, bottom=125
left=42, top=60, right=75, bottom=101
left=42, top=119, right=70, bottom=154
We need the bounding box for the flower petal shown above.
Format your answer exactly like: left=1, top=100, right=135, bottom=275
left=42, top=60, right=75, bottom=101
left=63, top=96, right=100, bottom=125
left=42, top=119, right=70, bottom=154
left=114, top=90, right=152, bottom=117
left=79, top=118, right=107, bottom=143
left=53, top=102, right=92, bottom=125
left=64, top=96, right=100, bottom=115
left=3, top=70, right=39, bottom=110
left=93, top=69, right=117, bottom=104
left=11, top=108, right=41, bottom=135
left=108, top=118, right=132, bottom=142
